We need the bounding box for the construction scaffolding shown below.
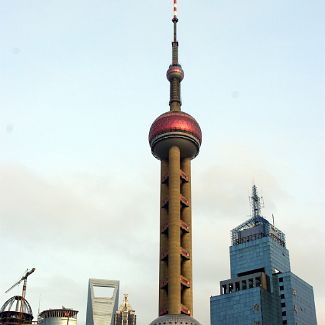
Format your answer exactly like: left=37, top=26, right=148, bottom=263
left=231, top=186, right=286, bottom=247
left=231, top=215, right=286, bottom=247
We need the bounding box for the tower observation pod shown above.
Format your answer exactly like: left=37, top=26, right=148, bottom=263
left=148, top=2, right=202, bottom=324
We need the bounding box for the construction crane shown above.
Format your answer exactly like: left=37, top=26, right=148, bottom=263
left=4, top=268, right=35, bottom=320
left=5, top=268, right=35, bottom=298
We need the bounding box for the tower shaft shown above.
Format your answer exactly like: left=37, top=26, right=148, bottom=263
left=159, top=147, right=193, bottom=316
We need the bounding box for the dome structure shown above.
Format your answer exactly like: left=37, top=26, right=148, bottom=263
left=0, top=296, right=33, bottom=324
left=149, top=314, right=202, bottom=325
left=149, top=111, right=202, bottom=160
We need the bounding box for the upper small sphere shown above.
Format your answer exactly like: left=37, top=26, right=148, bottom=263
left=149, top=111, right=202, bottom=160
left=167, top=64, right=184, bottom=81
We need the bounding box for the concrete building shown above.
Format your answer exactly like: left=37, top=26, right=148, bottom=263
left=148, top=1, right=202, bottom=324
left=210, top=186, right=317, bottom=325
left=114, top=294, right=136, bottom=325
left=86, top=279, right=119, bottom=325
left=39, top=309, right=78, bottom=325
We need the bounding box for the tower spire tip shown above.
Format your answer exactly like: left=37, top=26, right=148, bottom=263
left=173, top=0, right=177, bottom=19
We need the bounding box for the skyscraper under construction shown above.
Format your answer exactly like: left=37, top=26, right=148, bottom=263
left=148, top=1, right=202, bottom=324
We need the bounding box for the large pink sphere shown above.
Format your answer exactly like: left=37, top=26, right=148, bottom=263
left=149, top=111, right=202, bottom=160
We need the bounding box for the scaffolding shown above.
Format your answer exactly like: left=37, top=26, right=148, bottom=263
left=231, top=186, right=286, bottom=247
left=231, top=215, right=286, bottom=247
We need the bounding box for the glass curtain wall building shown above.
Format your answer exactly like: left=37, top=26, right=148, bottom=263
left=210, top=186, right=317, bottom=325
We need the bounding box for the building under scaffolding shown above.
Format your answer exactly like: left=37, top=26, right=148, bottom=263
left=0, top=296, right=33, bottom=325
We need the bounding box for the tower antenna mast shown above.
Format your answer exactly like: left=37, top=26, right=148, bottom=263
left=173, top=0, right=177, bottom=19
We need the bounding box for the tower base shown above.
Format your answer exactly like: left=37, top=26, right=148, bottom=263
left=149, top=315, right=202, bottom=325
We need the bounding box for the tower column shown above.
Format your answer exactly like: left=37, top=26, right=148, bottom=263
left=168, top=145, right=181, bottom=314
left=159, top=160, right=169, bottom=314
left=181, top=158, right=193, bottom=314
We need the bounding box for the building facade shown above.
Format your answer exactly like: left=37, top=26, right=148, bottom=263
left=86, top=279, right=119, bottom=325
left=148, top=1, right=202, bottom=324
left=114, top=294, right=136, bottom=325
left=39, top=309, right=78, bottom=325
left=210, top=186, right=317, bottom=325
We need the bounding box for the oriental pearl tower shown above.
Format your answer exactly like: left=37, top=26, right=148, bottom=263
left=148, top=1, right=202, bottom=324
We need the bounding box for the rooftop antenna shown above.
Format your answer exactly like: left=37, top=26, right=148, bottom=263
left=249, top=185, right=263, bottom=218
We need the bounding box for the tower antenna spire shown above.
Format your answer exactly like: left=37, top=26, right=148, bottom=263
left=167, top=0, right=184, bottom=112
left=173, top=0, right=177, bottom=19
left=172, top=0, right=178, bottom=63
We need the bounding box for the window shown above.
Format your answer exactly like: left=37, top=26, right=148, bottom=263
left=280, top=286, right=284, bottom=291
left=235, top=282, right=240, bottom=291
left=283, top=321, right=287, bottom=325
left=281, top=302, right=286, bottom=308
left=280, top=294, right=285, bottom=299
left=279, top=278, right=283, bottom=282
left=282, top=311, right=286, bottom=316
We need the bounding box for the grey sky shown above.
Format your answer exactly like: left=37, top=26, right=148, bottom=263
left=1, top=0, right=324, bottom=324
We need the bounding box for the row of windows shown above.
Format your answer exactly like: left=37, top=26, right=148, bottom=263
left=279, top=278, right=287, bottom=324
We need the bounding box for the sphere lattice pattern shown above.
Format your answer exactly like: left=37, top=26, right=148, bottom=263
left=149, top=315, right=202, bottom=325
left=0, top=296, right=33, bottom=324
left=0, top=296, right=32, bottom=315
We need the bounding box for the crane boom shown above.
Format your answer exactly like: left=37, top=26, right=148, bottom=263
left=4, top=268, right=36, bottom=294
left=5, top=279, right=22, bottom=294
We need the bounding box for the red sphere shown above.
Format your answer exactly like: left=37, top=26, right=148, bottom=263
left=149, top=111, right=202, bottom=160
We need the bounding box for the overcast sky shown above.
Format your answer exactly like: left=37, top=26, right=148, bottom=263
left=0, top=0, right=324, bottom=324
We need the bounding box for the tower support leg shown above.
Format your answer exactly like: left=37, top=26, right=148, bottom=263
left=168, top=145, right=181, bottom=314
left=181, top=158, right=193, bottom=314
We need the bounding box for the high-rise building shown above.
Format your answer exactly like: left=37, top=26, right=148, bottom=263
left=114, top=294, right=136, bottom=325
left=210, top=186, right=317, bottom=325
left=86, top=279, right=119, bottom=325
left=148, top=1, right=202, bottom=324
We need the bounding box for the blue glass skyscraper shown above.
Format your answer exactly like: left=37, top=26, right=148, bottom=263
left=210, top=186, right=317, bottom=325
